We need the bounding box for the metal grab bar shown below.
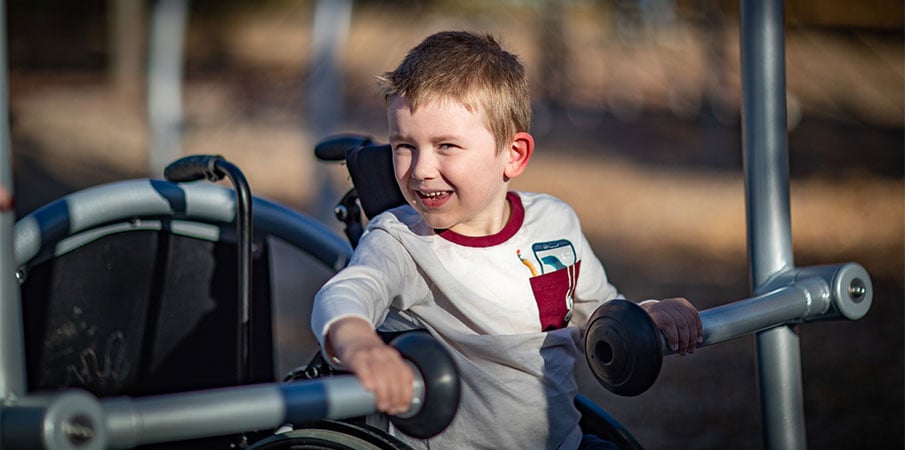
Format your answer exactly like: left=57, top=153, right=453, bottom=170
left=585, top=262, right=872, bottom=396
left=685, top=262, right=872, bottom=351
left=102, top=377, right=406, bottom=449
left=0, top=377, right=386, bottom=450
left=0, top=329, right=459, bottom=450
left=0, top=331, right=461, bottom=450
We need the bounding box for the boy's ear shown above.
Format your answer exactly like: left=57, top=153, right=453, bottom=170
left=504, top=132, right=534, bottom=179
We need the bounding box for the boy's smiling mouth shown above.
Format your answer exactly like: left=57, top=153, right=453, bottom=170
left=417, top=190, right=450, bottom=199
left=415, top=189, right=452, bottom=208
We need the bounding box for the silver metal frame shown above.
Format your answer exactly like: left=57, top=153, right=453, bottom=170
left=2, top=369, right=411, bottom=450
left=0, top=0, right=875, bottom=449
left=0, top=0, right=26, bottom=406
left=742, top=1, right=807, bottom=447
left=659, top=263, right=872, bottom=356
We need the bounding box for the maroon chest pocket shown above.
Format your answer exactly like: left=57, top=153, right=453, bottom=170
left=529, top=261, right=581, bottom=331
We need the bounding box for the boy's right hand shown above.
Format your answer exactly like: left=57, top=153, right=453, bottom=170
left=325, top=317, right=415, bottom=416
left=640, top=297, right=703, bottom=355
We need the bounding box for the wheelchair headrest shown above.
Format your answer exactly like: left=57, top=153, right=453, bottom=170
left=345, top=143, right=408, bottom=219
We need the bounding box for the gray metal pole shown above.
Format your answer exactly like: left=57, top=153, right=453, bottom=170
left=740, top=0, right=806, bottom=449
left=147, top=0, right=189, bottom=177
left=308, top=0, right=352, bottom=224
left=0, top=0, right=28, bottom=401
left=307, top=0, right=351, bottom=137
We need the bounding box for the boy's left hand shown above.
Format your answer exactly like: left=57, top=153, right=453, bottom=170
left=641, top=297, right=703, bottom=355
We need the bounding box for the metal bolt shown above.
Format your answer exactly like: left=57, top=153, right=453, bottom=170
left=62, top=415, right=95, bottom=446
left=334, top=205, right=349, bottom=221
left=848, top=278, right=866, bottom=303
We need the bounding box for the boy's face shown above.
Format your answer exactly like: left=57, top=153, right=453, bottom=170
left=388, top=96, right=514, bottom=236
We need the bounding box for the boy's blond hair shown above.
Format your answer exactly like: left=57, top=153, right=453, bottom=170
left=377, top=31, right=531, bottom=152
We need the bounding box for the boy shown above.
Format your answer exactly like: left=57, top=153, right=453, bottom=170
left=311, top=31, right=702, bottom=449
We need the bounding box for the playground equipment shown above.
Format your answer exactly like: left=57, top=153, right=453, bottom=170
left=4, top=169, right=462, bottom=449
left=0, top=0, right=876, bottom=448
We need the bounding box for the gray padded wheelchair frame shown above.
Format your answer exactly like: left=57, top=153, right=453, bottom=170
left=13, top=179, right=351, bottom=274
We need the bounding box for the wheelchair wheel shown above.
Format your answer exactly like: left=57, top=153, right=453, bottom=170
left=248, top=420, right=414, bottom=450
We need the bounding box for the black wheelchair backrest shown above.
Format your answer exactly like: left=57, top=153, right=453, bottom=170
left=315, top=134, right=408, bottom=247
left=345, top=143, right=407, bottom=219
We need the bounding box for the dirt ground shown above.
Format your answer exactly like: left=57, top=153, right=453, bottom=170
left=5, top=3, right=903, bottom=449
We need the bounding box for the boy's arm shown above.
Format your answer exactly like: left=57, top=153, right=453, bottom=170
left=311, top=227, right=423, bottom=415
left=325, top=316, right=415, bottom=415
left=640, top=298, right=703, bottom=355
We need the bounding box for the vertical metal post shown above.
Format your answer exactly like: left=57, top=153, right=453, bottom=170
left=307, top=0, right=352, bottom=222
left=740, top=1, right=806, bottom=449
left=0, top=0, right=28, bottom=400
left=307, top=0, right=351, bottom=137
left=148, top=0, right=189, bottom=177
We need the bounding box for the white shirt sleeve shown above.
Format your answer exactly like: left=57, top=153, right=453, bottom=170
left=310, top=227, right=420, bottom=345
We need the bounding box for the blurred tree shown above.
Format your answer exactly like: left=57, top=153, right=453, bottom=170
left=109, top=0, right=146, bottom=98
left=537, top=0, right=570, bottom=107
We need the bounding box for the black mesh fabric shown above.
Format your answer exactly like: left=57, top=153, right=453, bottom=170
left=20, top=228, right=274, bottom=398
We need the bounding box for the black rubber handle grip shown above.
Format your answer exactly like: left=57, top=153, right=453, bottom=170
left=164, top=154, right=225, bottom=182
left=314, top=134, right=373, bottom=162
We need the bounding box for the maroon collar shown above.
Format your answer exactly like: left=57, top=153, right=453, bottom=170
left=436, top=192, right=523, bottom=247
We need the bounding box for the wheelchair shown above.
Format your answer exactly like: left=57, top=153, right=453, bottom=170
left=10, top=138, right=642, bottom=449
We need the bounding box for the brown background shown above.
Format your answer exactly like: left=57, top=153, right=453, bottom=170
left=5, top=1, right=903, bottom=449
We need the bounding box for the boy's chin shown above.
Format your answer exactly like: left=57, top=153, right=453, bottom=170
left=421, top=215, right=455, bottom=232
left=415, top=210, right=460, bottom=232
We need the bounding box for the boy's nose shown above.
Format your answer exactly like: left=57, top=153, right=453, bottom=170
left=410, top=150, right=438, bottom=180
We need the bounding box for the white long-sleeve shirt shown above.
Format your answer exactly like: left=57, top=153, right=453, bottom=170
left=311, top=191, right=621, bottom=449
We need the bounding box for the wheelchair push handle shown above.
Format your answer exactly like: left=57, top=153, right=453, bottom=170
left=314, top=133, right=373, bottom=162
left=163, top=154, right=226, bottom=182
left=164, top=154, right=256, bottom=387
